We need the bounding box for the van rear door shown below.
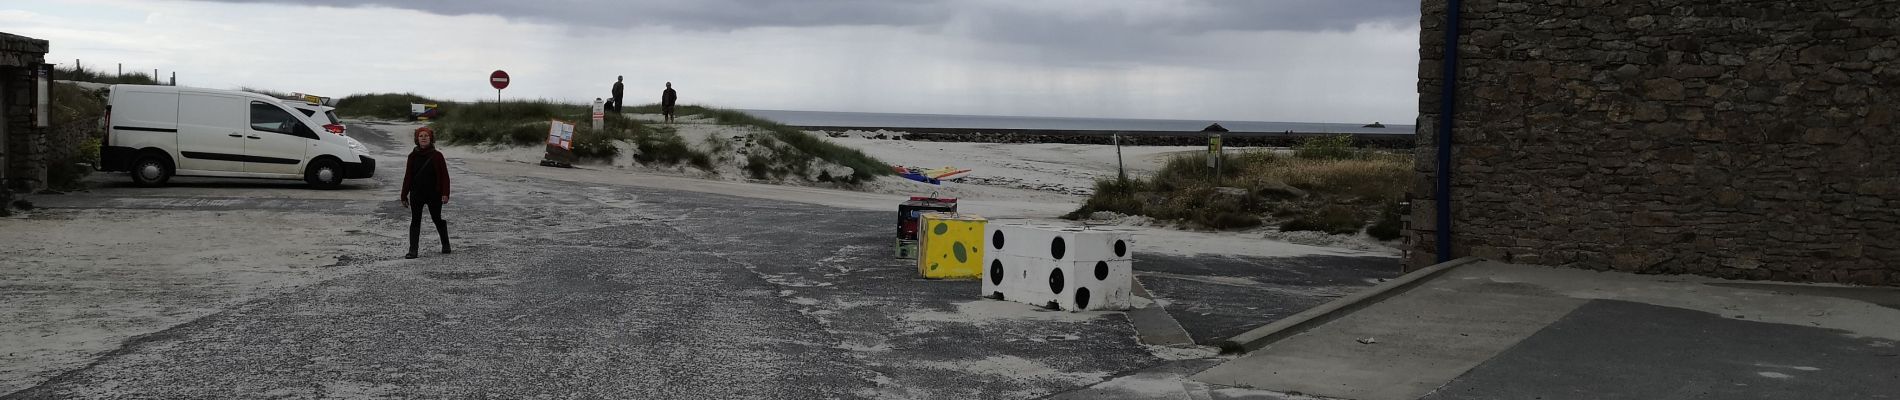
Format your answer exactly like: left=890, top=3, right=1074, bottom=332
left=105, top=87, right=180, bottom=171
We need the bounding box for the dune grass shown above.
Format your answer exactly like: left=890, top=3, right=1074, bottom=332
left=1070, top=135, right=1411, bottom=237
left=54, top=65, right=159, bottom=85
left=626, top=103, right=889, bottom=180
left=335, top=93, right=440, bottom=119
left=423, top=99, right=668, bottom=161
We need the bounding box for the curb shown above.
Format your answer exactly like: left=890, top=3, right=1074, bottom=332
left=1215, top=256, right=1486, bottom=354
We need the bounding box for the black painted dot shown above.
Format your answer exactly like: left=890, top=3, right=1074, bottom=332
left=952, top=242, right=968, bottom=263
left=1051, top=237, right=1066, bottom=260
left=1075, top=287, right=1092, bottom=310
left=1094, top=261, right=1109, bottom=281
left=1114, top=240, right=1128, bottom=257
left=933, top=222, right=949, bottom=236
left=990, top=259, right=1004, bottom=285
left=992, top=231, right=1006, bottom=249
left=1049, top=268, right=1065, bottom=294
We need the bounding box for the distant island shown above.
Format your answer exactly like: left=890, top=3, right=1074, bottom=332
left=1363, top=122, right=1386, bottom=128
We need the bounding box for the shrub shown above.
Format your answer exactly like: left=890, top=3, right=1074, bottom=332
left=1280, top=205, right=1363, bottom=234
left=632, top=129, right=699, bottom=166
left=1365, top=199, right=1406, bottom=240
left=744, top=154, right=779, bottom=180
left=1064, top=178, right=1152, bottom=219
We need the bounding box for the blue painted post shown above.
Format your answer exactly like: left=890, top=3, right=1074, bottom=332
left=1435, top=0, right=1463, bottom=263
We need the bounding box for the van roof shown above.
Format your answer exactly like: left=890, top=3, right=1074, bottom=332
left=109, top=84, right=286, bottom=104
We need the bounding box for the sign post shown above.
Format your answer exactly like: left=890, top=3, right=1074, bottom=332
left=1114, top=132, right=1127, bottom=192
left=1201, top=123, right=1229, bottom=184
left=591, top=98, right=606, bottom=132
left=489, top=70, right=510, bottom=102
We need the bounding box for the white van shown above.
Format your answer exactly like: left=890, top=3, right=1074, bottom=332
left=99, top=85, right=375, bottom=188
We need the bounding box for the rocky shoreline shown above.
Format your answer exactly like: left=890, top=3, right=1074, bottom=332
left=802, top=125, right=1417, bottom=148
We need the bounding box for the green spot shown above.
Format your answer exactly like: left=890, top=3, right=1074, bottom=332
left=930, top=262, right=939, bottom=271
left=933, top=222, right=949, bottom=236
left=952, top=242, right=968, bottom=263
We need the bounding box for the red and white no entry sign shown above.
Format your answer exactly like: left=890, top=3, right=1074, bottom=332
left=489, top=70, right=510, bottom=90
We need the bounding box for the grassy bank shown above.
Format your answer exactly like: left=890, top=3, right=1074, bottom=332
left=337, top=95, right=885, bottom=181
left=419, top=100, right=662, bottom=161
left=335, top=93, right=438, bottom=119
left=45, top=82, right=108, bottom=190
left=1069, top=135, right=1411, bottom=239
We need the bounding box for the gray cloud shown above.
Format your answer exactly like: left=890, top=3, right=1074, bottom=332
left=191, top=0, right=1416, bottom=33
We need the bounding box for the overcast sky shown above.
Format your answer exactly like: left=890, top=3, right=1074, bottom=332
left=5, top=0, right=1421, bottom=123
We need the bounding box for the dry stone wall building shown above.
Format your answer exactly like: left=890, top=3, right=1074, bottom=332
left=1, top=32, right=49, bottom=194
left=1410, top=0, right=1900, bottom=285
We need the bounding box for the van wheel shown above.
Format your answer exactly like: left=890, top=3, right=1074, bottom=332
left=305, top=158, right=344, bottom=189
left=130, top=154, right=172, bottom=187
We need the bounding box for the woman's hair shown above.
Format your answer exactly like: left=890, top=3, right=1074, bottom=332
left=414, top=126, right=435, bottom=149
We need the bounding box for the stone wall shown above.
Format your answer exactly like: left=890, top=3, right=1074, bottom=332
left=1, top=32, right=49, bottom=192
left=1410, top=0, right=1900, bottom=285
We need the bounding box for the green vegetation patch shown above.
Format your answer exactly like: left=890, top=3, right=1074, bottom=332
left=1070, top=147, right=1412, bottom=235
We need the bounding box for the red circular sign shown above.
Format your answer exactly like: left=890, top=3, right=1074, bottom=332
left=489, top=70, right=510, bottom=90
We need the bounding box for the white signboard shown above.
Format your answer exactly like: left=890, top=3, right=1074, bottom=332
left=591, top=98, right=606, bottom=131
left=548, top=119, right=575, bottom=150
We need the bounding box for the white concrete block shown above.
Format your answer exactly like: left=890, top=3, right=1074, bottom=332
left=982, top=253, right=1061, bottom=308
left=1054, top=259, right=1134, bottom=311
left=987, top=224, right=1134, bottom=262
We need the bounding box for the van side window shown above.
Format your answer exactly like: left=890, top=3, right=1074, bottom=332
left=250, top=101, right=312, bottom=138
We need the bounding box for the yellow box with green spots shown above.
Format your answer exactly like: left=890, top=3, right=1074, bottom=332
left=917, top=213, right=988, bottom=279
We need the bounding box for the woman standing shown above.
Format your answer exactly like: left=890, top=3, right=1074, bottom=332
left=401, top=126, right=451, bottom=259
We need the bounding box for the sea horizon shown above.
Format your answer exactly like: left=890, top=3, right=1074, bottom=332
left=740, top=109, right=1416, bottom=135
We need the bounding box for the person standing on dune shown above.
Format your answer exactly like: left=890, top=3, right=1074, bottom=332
left=610, top=76, right=625, bottom=113
left=661, top=82, right=678, bottom=124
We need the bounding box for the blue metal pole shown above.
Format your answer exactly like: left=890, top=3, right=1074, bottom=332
left=1435, top=0, right=1462, bottom=263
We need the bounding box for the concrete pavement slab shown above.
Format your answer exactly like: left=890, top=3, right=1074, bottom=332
left=1137, top=253, right=1398, bottom=345
left=1189, top=260, right=1900, bottom=400
left=1421, top=299, right=1900, bottom=400
left=1189, top=264, right=1586, bottom=400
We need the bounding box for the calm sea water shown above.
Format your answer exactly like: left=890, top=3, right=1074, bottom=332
left=741, top=109, right=1414, bottom=135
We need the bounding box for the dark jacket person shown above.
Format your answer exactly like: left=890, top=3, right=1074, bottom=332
left=611, top=76, right=625, bottom=113
left=401, top=126, right=452, bottom=259
left=661, top=82, right=678, bottom=123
